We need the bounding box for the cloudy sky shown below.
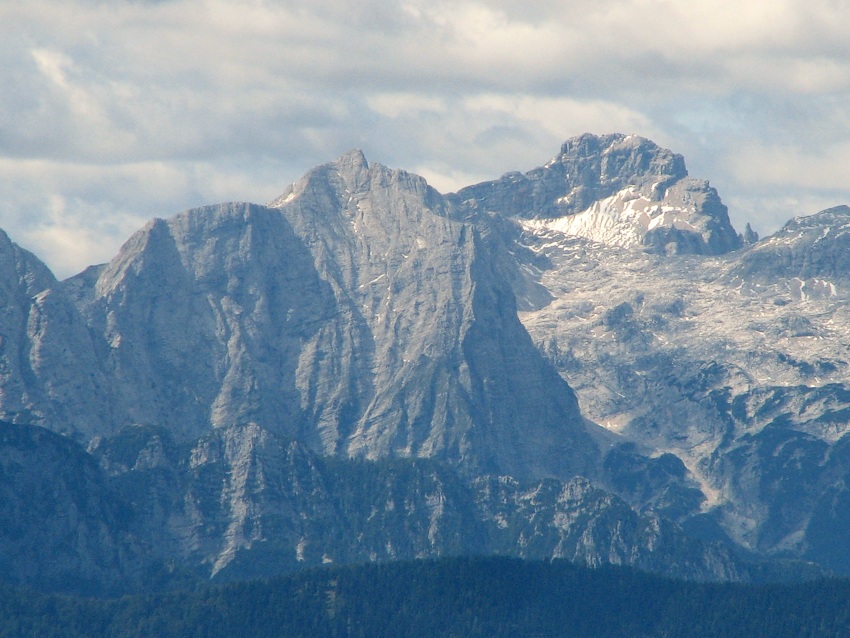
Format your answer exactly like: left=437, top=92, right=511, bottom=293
left=2, top=0, right=849, bottom=278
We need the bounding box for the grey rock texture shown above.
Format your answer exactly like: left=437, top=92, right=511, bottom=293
left=515, top=200, right=850, bottom=569
left=453, top=133, right=741, bottom=256
left=86, top=422, right=741, bottom=584
left=53, top=152, right=600, bottom=481
left=1, top=136, right=848, bottom=590
left=66, top=203, right=336, bottom=443
left=0, top=233, right=110, bottom=440
left=265, top=150, right=599, bottom=479
left=454, top=133, right=687, bottom=218
left=735, top=205, right=850, bottom=282
left=0, top=231, right=59, bottom=427
left=472, top=474, right=744, bottom=581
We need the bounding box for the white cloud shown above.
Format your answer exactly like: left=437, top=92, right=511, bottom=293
left=366, top=93, right=449, bottom=119
left=20, top=198, right=142, bottom=279
left=461, top=95, right=659, bottom=142
left=729, top=142, right=850, bottom=192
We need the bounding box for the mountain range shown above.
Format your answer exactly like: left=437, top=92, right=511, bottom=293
left=1, top=133, right=848, bottom=593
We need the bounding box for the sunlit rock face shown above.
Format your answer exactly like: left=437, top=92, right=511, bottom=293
left=2, top=136, right=850, bottom=590
left=735, top=205, right=850, bottom=284
left=50, top=150, right=596, bottom=482
left=515, top=197, right=850, bottom=563
left=453, top=133, right=741, bottom=256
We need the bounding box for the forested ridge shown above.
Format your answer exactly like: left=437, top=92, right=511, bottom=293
left=1, top=556, right=849, bottom=637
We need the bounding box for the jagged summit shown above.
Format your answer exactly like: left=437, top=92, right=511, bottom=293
left=269, top=148, right=442, bottom=217
left=266, top=149, right=600, bottom=479
left=454, top=133, right=687, bottom=218
left=453, top=133, right=741, bottom=255
left=0, top=150, right=596, bottom=481
left=450, top=133, right=688, bottom=218
left=553, top=133, right=689, bottom=206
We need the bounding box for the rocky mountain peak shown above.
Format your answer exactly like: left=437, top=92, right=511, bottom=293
left=270, top=149, right=438, bottom=221
left=0, top=229, right=57, bottom=299
left=266, top=151, right=601, bottom=479
left=452, top=134, right=740, bottom=256
left=94, top=217, right=180, bottom=299
left=3, top=138, right=850, bottom=591
left=0, top=150, right=597, bottom=481
left=335, top=148, right=370, bottom=183
left=555, top=133, right=688, bottom=201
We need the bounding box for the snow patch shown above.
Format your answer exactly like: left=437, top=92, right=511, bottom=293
left=522, top=187, right=700, bottom=250
left=358, top=273, right=387, bottom=289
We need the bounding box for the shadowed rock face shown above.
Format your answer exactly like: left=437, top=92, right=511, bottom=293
left=0, top=422, right=156, bottom=595
left=93, top=422, right=744, bottom=583
left=0, top=420, right=744, bottom=594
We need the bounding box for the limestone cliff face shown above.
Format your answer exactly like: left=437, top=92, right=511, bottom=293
left=54, top=151, right=597, bottom=481
left=66, top=203, right=336, bottom=443
left=0, top=232, right=111, bottom=440
left=0, top=230, right=58, bottom=426
left=0, top=138, right=739, bottom=477
left=268, top=150, right=598, bottom=479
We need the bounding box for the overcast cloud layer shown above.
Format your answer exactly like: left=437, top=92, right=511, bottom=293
left=2, top=0, right=849, bottom=278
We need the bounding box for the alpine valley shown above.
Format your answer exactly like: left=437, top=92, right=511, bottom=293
left=2, top=133, right=849, bottom=594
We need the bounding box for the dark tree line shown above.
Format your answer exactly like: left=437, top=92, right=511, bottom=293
left=1, top=557, right=849, bottom=637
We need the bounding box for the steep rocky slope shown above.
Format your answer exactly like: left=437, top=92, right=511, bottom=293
left=57, top=151, right=600, bottom=480
left=1, top=133, right=848, bottom=591
left=0, top=420, right=744, bottom=591
left=0, top=233, right=111, bottom=440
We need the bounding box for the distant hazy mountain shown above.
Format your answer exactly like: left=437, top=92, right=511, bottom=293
left=452, top=133, right=741, bottom=255
left=0, top=134, right=847, bottom=593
